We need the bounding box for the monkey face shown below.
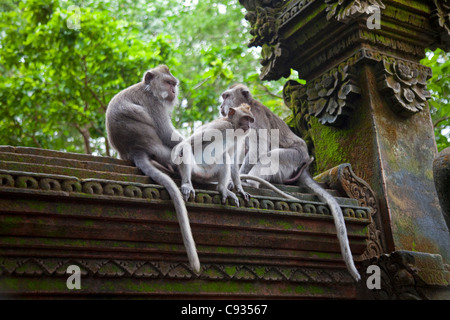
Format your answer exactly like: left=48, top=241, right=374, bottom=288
left=238, top=116, right=254, bottom=133
left=143, top=65, right=179, bottom=104
left=162, top=78, right=178, bottom=102
left=219, top=84, right=251, bottom=117
left=228, top=103, right=254, bottom=134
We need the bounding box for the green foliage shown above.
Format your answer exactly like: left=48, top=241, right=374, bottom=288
left=0, top=0, right=178, bottom=155
left=0, top=0, right=447, bottom=156
left=0, top=0, right=290, bottom=155
left=421, top=48, right=450, bottom=152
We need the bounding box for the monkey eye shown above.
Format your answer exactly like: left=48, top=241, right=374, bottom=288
left=222, top=93, right=230, bottom=99
left=243, top=116, right=254, bottom=123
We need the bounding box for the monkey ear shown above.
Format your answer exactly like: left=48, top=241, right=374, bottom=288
left=242, top=89, right=251, bottom=100
left=228, top=107, right=236, bottom=118
left=144, top=71, right=155, bottom=84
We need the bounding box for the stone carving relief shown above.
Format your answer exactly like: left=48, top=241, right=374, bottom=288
left=306, top=64, right=360, bottom=126
left=283, top=53, right=363, bottom=128
left=0, top=257, right=356, bottom=284
left=284, top=48, right=432, bottom=130
left=314, top=163, right=385, bottom=260
left=376, top=58, right=432, bottom=117
left=239, top=0, right=290, bottom=80
left=325, top=0, right=385, bottom=22
left=361, top=251, right=450, bottom=300
left=338, top=165, right=384, bottom=259
left=0, top=169, right=371, bottom=219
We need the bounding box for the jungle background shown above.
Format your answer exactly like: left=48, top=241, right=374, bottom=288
left=0, top=0, right=449, bottom=157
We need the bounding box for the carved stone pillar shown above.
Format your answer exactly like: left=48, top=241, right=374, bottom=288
left=239, top=0, right=450, bottom=266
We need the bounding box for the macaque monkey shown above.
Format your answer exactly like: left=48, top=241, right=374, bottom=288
left=174, top=103, right=254, bottom=206
left=105, top=65, right=200, bottom=273
left=219, top=84, right=361, bottom=282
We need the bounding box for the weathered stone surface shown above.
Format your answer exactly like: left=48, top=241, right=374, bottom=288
left=240, top=0, right=450, bottom=299
left=241, top=0, right=450, bottom=263
left=359, top=250, right=450, bottom=300
left=315, top=163, right=386, bottom=260
left=0, top=145, right=371, bottom=299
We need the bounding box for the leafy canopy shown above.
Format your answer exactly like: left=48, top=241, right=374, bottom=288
left=421, top=49, right=450, bottom=152
left=0, top=0, right=448, bottom=155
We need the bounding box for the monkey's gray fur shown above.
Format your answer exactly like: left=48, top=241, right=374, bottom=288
left=174, top=103, right=254, bottom=206
left=219, top=84, right=361, bottom=282
left=105, top=65, right=200, bottom=273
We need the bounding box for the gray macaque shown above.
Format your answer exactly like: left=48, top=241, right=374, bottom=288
left=105, top=65, right=200, bottom=273
left=174, top=103, right=254, bottom=206
left=219, top=84, right=361, bottom=282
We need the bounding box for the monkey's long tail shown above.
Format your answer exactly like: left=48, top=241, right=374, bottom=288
left=301, top=173, right=361, bottom=282
left=134, top=154, right=200, bottom=274
left=240, top=175, right=299, bottom=201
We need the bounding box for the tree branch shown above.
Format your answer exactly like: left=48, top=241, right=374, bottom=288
left=91, top=123, right=110, bottom=157
left=258, top=84, right=283, bottom=99
left=193, top=76, right=212, bottom=90
left=434, top=116, right=450, bottom=128
left=74, top=123, right=92, bottom=154
left=81, top=56, right=106, bottom=110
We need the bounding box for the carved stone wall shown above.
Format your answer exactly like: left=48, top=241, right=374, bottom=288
left=314, top=163, right=385, bottom=261
left=239, top=0, right=450, bottom=282
left=359, top=251, right=450, bottom=300
left=0, top=146, right=371, bottom=298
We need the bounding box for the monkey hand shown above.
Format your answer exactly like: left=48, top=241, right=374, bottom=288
left=181, top=183, right=196, bottom=202
left=220, top=190, right=240, bottom=207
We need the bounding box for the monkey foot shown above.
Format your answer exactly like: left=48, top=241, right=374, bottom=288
left=236, top=188, right=251, bottom=202
left=221, top=190, right=240, bottom=207
left=181, top=183, right=195, bottom=202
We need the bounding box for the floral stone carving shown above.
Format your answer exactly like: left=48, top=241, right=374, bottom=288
left=306, top=64, right=360, bottom=126
left=239, top=0, right=290, bottom=80
left=245, top=5, right=279, bottom=47
left=325, top=0, right=385, bottom=22
left=376, top=58, right=432, bottom=117
left=240, top=0, right=286, bottom=47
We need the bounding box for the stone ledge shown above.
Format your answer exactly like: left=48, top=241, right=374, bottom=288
left=0, top=146, right=373, bottom=298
